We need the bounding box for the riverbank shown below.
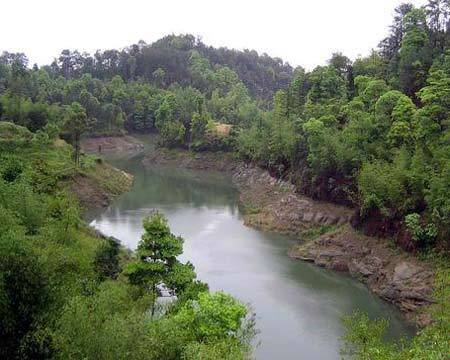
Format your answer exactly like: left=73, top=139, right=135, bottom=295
left=68, top=161, right=133, bottom=210
left=141, top=145, right=435, bottom=327
left=76, top=136, right=141, bottom=210
left=289, top=227, right=434, bottom=325
left=81, top=135, right=145, bottom=155
left=83, top=135, right=435, bottom=327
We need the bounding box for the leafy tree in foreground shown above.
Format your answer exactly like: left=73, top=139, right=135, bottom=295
left=0, top=231, right=49, bottom=359
left=124, top=211, right=196, bottom=314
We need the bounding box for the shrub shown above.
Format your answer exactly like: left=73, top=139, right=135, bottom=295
left=0, top=155, right=24, bottom=182
left=404, top=213, right=437, bottom=247
left=93, top=238, right=121, bottom=280
left=0, top=121, right=33, bottom=150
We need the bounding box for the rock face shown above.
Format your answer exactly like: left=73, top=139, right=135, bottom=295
left=289, top=227, right=434, bottom=326
left=232, top=163, right=353, bottom=234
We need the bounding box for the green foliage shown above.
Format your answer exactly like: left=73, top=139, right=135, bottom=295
left=353, top=51, right=387, bottom=79
left=306, top=66, right=346, bottom=104
left=358, top=78, right=390, bottom=110
left=93, top=237, right=122, bottom=280
left=398, top=8, right=432, bottom=97
left=342, top=267, right=450, bottom=359
left=63, top=102, right=92, bottom=164
left=142, top=291, right=253, bottom=358
left=303, top=118, right=342, bottom=176
left=358, top=159, right=409, bottom=217
left=404, top=213, right=437, bottom=247
left=124, top=211, right=197, bottom=316
left=189, top=111, right=208, bottom=149
left=54, top=281, right=153, bottom=360
left=0, top=154, right=24, bottom=182
left=0, top=136, right=253, bottom=358
left=426, top=161, right=450, bottom=240
left=174, top=292, right=248, bottom=341
left=0, top=121, right=33, bottom=150
left=159, top=119, right=186, bottom=147
left=1, top=6, right=450, bottom=357
left=0, top=232, right=49, bottom=359
left=341, top=311, right=399, bottom=359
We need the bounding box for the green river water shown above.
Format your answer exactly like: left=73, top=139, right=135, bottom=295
left=89, top=152, right=413, bottom=359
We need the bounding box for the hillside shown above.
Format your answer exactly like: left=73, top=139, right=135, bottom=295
left=0, top=1, right=449, bottom=358
left=46, top=34, right=293, bottom=102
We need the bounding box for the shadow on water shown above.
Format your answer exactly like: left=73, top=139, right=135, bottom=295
left=90, top=153, right=415, bottom=360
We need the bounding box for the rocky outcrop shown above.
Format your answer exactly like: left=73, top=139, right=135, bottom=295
left=232, top=163, right=353, bottom=234
left=289, top=226, right=434, bottom=326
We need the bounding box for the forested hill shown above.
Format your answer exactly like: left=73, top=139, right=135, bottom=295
left=1, top=1, right=450, bottom=359
left=47, top=34, right=294, bottom=101
left=0, top=0, right=449, bottom=254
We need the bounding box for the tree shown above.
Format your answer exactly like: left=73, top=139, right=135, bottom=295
left=288, top=66, right=308, bottom=116
left=398, top=8, right=432, bottom=98
left=416, top=51, right=450, bottom=146
left=152, top=67, right=166, bottom=87
left=174, top=292, right=248, bottom=342
left=328, top=52, right=351, bottom=78
left=94, top=237, right=122, bottom=280
left=124, top=211, right=196, bottom=315
left=353, top=50, right=387, bottom=79
left=426, top=0, right=450, bottom=52
left=306, top=66, right=347, bottom=104
left=189, top=111, right=208, bottom=149
left=379, top=3, right=415, bottom=75
left=27, top=103, right=48, bottom=132
left=0, top=231, right=49, bottom=359
left=63, top=102, right=92, bottom=165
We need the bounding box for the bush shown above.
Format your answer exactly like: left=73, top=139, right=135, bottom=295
left=404, top=213, right=437, bottom=247
left=0, top=232, right=49, bottom=359
left=93, top=238, right=121, bottom=280
left=0, top=155, right=24, bottom=182
left=358, top=161, right=406, bottom=216
left=426, top=162, right=450, bottom=244
left=0, top=121, right=33, bottom=150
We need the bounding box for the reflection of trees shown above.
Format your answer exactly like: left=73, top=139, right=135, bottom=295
left=116, top=161, right=239, bottom=213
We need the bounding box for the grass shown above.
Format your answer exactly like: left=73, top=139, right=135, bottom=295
left=238, top=202, right=262, bottom=215
left=83, top=160, right=133, bottom=197
left=300, top=224, right=338, bottom=241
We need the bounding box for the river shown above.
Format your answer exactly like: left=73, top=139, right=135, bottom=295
left=89, top=152, right=413, bottom=359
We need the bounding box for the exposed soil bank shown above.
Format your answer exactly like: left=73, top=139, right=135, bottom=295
left=81, top=135, right=145, bottom=155
left=74, top=136, right=139, bottom=210
left=232, top=163, right=353, bottom=235
left=142, top=146, right=435, bottom=327
left=143, top=147, right=237, bottom=171
left=70, top=163, right=133, bottom=210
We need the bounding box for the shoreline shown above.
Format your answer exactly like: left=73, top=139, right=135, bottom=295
left=142, top=145, right=434, bottom=327
left=83, top=135, right=435, bottom=327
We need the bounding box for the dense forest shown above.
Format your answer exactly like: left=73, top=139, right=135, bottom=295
left=0, top=0, right=449, bottom=359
